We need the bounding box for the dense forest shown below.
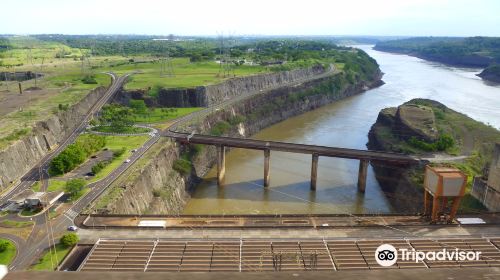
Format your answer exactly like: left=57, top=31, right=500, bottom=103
left=374, top=36, right=500, bottom=67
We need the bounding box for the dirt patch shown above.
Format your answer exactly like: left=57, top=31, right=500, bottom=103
left=0, top=86, right=59, bottom=116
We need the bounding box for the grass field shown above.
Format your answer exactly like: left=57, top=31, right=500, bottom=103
left=0, top=219, right=34, bottom=228
left=108, top=58, right=268, bottom=89
left=31, top=243, right=71, bottom=271
left=88, top=135, right=149, bottom=183
left=131, top=107, right=202, bottom=123
left=32, top=179, right=66, bottom=192
left=91, top=125, right=150, bottom=134
left=0, top=239, right=16, bottom=265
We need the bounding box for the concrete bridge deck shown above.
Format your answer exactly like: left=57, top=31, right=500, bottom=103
left=163, top=131, right=421, bottom=191
left=163, top=132, right=419, bottom=164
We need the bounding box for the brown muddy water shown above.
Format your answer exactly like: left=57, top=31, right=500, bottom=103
left=183, top=45, right=500, bottom=215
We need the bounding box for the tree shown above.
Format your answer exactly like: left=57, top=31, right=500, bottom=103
left=64, top=179, right=87, bottom=199
left=0, top=240, right=10, bottom=252
left=100, top=104, right=133, bottom=128
left=129, top=99, right=147, bottom=114
left=60, top=233, right=79, bottom=247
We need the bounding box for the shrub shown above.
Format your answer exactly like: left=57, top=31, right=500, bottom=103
left=228, top=114, right=246, bottom=126
left=148, top=85, right=162, bottom=98
left=173, top=158, right=191, bottom=176
left=0, top=240, right=10, bottom=252
left=58, top=103, right=69, bottom=111
left=60, top=233, right=79, bottom=247
left=81, top=75, right=97, bottom=84
left=91, top=161, right=110, bottom=174
left=210, top=121, right=231, bottom=136
left=408, top=134, right=455, bottom=152
left=112, top=147, right=126, bottom=158
left=64, top=179, right=87, bottom=199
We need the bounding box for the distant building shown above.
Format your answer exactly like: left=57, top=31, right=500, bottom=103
left=471, top=143, right=500, bottom=210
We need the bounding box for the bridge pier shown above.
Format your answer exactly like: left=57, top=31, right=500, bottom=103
left=310, top=154, right=319, bottom=191
left=217, top=145, right=226, bottom=186
left=264, top=149, right=270, bottom=187
left=357, top=159, right=369, bottom=193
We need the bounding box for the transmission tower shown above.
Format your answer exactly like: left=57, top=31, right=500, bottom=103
left=217, top=33, right=235, bottom=78
left=159, top=37, right=174, bottom=77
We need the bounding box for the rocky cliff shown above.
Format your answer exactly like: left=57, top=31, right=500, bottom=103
left=0, top=87, right=107, bottom=189
left=97, top=68, right=384, bottom=214
left=367, top=99, right=500, bottom=212
left=96, top=138, right=189, bottom=214
left=113, top=65, right=325, bottom=108
left=477, top=65, right=500, bottom=83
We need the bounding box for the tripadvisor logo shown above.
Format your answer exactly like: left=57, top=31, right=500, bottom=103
left=375, top=243, right=482, bottom=267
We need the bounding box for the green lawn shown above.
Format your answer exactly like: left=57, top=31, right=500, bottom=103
left=0, top=219, right=34, bottom=228
left=108, top=58, right=268, bottom=89
left=91, top=125, right=150, bottom=134
left=31, top=243, right=71, bottom=271
left=131, top=107, right=202, bottom=123
left=20, top=208, right=42, bottom=216
left=89, top=135, right=149, bottom=183
left=0, top=239, right=17, bottom=265
left=32, top=180, right=66, bottom=192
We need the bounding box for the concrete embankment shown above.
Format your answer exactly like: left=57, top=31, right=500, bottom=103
left=0, top=87, right=107, bottom=189
left=97, top=68, right=384, bottom=215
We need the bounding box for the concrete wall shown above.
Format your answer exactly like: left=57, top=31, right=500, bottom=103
left=471, top=177, right=500, bottom=211
left=487, top=143, right=500, bottom=192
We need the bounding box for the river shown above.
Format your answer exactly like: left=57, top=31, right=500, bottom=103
left=182, top=45, right=500, bottom=215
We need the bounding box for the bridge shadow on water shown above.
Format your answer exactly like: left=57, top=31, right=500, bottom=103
left=194, top=177, right=393, bottom=214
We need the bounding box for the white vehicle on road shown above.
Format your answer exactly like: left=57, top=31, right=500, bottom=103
left=67, top=225, right=78, bottom=231
left=124, top=159, right=131, bottom=163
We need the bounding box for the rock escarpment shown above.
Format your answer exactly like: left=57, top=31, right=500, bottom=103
left=0, top=87, right=107, bottom=189
left=368, top=99, right=500, bottom=212
left=99, top=68, right=384, bottom=214
left=114, top=65, right=325, bottom=108
left=97, top=139, right=188, bottom=214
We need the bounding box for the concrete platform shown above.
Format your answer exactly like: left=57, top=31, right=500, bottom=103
left=7, top=268, right=500, bottom=280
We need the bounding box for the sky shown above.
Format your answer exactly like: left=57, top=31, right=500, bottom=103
left=1, top=0, right=499, bottom=36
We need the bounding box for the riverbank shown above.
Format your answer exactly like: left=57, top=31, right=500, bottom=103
left=92, top=62, right=383, bottom=214
left=373, top=37, right=500, bottom=83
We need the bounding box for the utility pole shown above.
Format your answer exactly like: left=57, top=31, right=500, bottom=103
left=160, top=36, right=174, bottom=77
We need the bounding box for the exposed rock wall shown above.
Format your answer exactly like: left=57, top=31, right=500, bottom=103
left=114, top=65, right=325, bottom=108
left=101, top=69, right=384, bottom=214
left=100, top=139, right=189, bottom=214
left=0, top=87, right=107, bottom=189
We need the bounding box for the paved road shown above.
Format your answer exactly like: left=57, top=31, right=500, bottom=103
left=7, top=65, right=339, bottom=270
left=0, top=73, right=125, bottom=204
left=3, top=73, right=130, bottom=270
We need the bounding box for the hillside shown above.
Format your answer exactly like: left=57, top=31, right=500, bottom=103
left=477, top=64, right=500, bottom=83
left=374, top=37, right=500, bottom=82
left=367, top=98, right=500, bottom=212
